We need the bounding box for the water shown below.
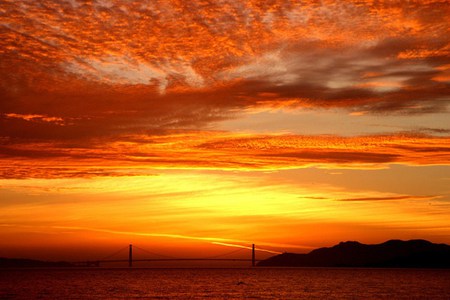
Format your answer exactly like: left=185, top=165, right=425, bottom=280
left=1, top=268, right=450, bottom=299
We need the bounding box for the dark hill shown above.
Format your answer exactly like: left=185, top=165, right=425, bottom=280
left=258, top=239, right=450, bottom=268
left=0, top=257, right=74, bottom=268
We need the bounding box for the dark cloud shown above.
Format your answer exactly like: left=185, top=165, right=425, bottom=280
left=338, top=195, right=439, bottom=202
left=2, top=132, right=448, bottom=179
left=260, top=150, right=400, bottom=164
left=417, top=127, right=450, bottom=135
left=0, top=166, right=156, bottom=180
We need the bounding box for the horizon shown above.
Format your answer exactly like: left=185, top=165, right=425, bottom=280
left=0, top=239, right=450, bottom=269
left=3, top=238, right=448, bottom=266
left=1, top=0, right=450, bottom=262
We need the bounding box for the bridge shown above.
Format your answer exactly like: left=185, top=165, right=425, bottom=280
left=74, top=244, right=265, bottom=267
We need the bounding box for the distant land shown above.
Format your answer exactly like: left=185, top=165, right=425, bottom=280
left=258, top=239, right=450, bottom=268
left=0, top=258, right=74, bottom=268
left=2, top=239, right=450, bottom=268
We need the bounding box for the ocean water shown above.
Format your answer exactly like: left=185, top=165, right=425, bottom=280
left=1, top=268, right=450, bottom=299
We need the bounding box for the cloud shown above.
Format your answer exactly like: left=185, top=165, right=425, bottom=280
left=65, top=55, right=205, bottom=93
left=211, top=242, right=282, bottom=254
left=418, top=127, right=450, bottom=135
left=1, top=132, right=449, bottom=178
left=0, top=0, right=449, bottom=177
left=1, top=0, right=449, bottom=112
left=9, top=224, right=300, bottom=250
left=338, top=195, right=441, bottom=202
left=5, top=113, right=65, bottom=125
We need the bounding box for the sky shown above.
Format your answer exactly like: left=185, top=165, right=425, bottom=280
left=0, top=0, right=449, bottom=262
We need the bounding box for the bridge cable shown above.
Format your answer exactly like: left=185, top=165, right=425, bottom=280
left=133, top=245, right=249, bottom=260
left=99, top=245, right=129, bottom=261
left=199, top=248, right=246, bottom=259
left=132, top=245, right=179, bottom=259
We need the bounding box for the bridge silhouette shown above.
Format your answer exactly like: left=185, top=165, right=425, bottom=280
left=74, top=244, right=263, bottom=267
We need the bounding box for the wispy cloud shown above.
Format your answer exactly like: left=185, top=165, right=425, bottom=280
left=24, top=225, right=302, bottom=251
left=211, top=242, right=283, bottom=254
left=5, top=113, right=65, bottom=125
left=1, top=133, right=449, bottom=178
left=338, top=195, right=442, bottom=202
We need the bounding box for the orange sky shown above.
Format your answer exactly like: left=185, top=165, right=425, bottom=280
left=1, top=0, right=449, bottom=262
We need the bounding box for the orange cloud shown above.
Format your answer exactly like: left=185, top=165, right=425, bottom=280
left=1, top=1, right=449, bottom=125
left=5, top=113, right=65, bottom=125
left=1, top=132, right=449, bottom=178
left=0, top=0, right=449, bottom=175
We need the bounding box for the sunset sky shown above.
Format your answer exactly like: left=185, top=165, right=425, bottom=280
left=1, top=0, right=449, bottom=261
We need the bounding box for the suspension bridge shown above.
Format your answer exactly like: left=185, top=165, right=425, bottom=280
left=73, top=244, right=265, bottom=267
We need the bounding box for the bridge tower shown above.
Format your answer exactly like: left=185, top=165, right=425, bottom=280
left=129, top=244, right=133, bottom=268
left=252, top=244, right=255, bottom=267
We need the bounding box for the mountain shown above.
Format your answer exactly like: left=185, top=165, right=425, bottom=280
left=257, top=239, right=450, bottom=268
left=0, top=257, right=74, bottom=268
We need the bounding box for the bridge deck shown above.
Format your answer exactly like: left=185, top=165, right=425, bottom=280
left=74, top=244, right=265, bottom=266
left=80, top=258, right=261, bottom=263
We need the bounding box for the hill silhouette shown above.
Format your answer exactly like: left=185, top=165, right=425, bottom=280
left=0, top=257, right=74, bottom=268
left=258, top=239, right=450, bottom=268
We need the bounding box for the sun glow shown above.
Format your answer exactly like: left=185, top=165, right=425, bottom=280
left=1, top=0, right=449, bottom=261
